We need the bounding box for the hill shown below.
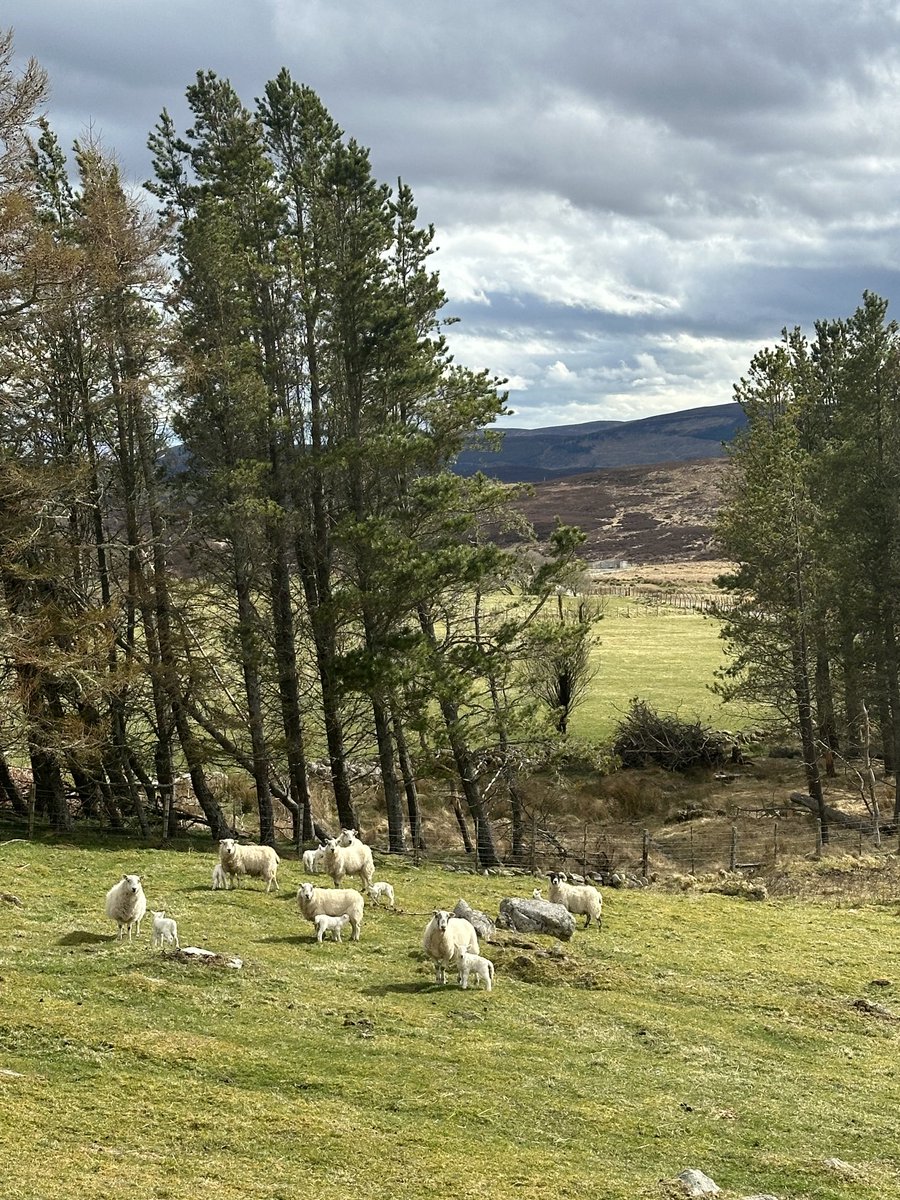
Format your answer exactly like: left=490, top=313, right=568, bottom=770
left=455, top=402, right=745, bottom=482
left=508, top=456, right=728, bottom=562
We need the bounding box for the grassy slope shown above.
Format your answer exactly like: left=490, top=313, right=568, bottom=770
left=1, top=839, right=899, bottom=1200
left=572, top=597, right=759, bottom=742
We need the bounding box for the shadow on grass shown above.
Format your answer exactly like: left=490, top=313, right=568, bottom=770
left=57, top=930, right=116, bottom=945
left=363, top=981, right=437, bottom=996
left=256, top=934, right=311, bottom=946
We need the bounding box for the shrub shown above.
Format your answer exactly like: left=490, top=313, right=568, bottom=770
left=613, top=699, right=726, bottom=772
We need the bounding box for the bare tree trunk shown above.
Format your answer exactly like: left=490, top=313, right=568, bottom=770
left=451, top=783, right=474, bottom=853
left=0, top=751, right=26, bottom=815
left=391, top=700, right=425, bottom=850
left=232, top=544, right=275, bottom=845
left=792, top=638, right=827, bottom=843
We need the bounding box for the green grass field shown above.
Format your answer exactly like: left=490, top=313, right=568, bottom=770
left=2, top=837, right=899, bottom=1200
left=572, top=597, right=760, bottom=742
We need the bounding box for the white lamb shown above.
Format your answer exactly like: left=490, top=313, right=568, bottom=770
left=218, top=838, right=280, bottom=893
left=314, top=913, right=351, bottom=943
left=548, top=872, right=603, bottom=929
left=211, top=862, right=229, bottom=890
left=297, top=882, right=365, bottom=942
left=422, top=909, right=479, bottom=985
left=532, top=888, right=543, bottom=900
left=369, top=881, right=395, bottom=908
left=322, top=837, right=375, bottom=891
left=453, top=946, right=495, bottom=992
left=105, top=874, right=147, bottom=941
left=302, top=846, right=327, bottom=874
left=151, top=910, right=180, bottom=949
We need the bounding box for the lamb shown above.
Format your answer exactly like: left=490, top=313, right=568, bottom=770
left=314, top=913, right=351, bottom=943
left=105, top=874, right=147, bottom=941
left=218, top=838, right=280, bottom=893
left=453, top=946, right=495, bottom=992
left=422, top=909, right=479, bottom=985
left=369, top=881, right=395, bottom=908
left=297, top=882, right=365, bottom=942
left=301, top=846, right=327, bottom=875
left=548, top=872, right=603, bottom=929
left=151, top=910, right=180, bottom=949
left=211, top=862, right=229, bottom=890
left=532, top=888, right=543, bottom=900
left=322, top=837, right=375, bottom=891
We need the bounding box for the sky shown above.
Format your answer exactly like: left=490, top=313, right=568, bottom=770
left=8, top=1, right=900, bottom=428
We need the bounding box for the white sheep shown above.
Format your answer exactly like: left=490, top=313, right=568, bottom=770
left=453, top=946, right=495, bottom=992
left=211, top=862, right=229, bottom=890
left=532, top=887, right=543, bottom=900
left=151, top=910, right=180, bottom=949
left=369, top=881, right=395, bottom=908
left=302, top=846, right=327, bottom=875
left=218, top=838, right=280, bottom=893
left=337, top=827, right=358, bottom=847
left=422, top=909, right=479, bottom=985
left=105, top=874, right=147, bottom=941
left=322, top=837, right=375, bottom=891
left=548, top=872, right=603, bottom=928
left=314, top=913, right=351, bottom=943
left=297, top=882, right=365, bottom=942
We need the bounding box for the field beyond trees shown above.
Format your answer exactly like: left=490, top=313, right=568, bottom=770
left=2, top=839, right=899, bottom=1200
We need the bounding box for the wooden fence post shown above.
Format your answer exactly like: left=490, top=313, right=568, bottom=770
left=730, top=825, right=737, bottom=872
left=474, top=817, right=480, bottom=873
left=531, top=811, right=537, bottom=876
left=642, top=828, right=649, bottom=879
left=581, top=824, right=588, bottom=876
left=815, top=819, right=823, bottom=858
left=773, top=820, right=779, bottom=865
left=690, top=823, right=695, bottom=874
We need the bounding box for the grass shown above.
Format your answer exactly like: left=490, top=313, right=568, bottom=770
left=2, top=836, right=900, bottom=1199
left=572, top=596, right=760, bottom=742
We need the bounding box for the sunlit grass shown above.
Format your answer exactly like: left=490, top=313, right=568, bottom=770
left=1, top=837, right=897, bottom=1199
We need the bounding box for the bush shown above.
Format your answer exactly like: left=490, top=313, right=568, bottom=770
left=613, top=699, right=726, bottom=772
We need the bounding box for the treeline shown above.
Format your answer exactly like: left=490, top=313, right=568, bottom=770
left=716, top=292, right=900, bottom=839
left=0, top=35, right=593, bottom=863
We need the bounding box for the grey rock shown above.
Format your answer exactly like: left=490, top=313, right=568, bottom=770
left=677, top=1169, right=720, bottom=1196
left=738, top=1194, right=781, bottom=1200
left=496, top=897, right=576, bottom=941
left=453, top=898, right=496, bottom=942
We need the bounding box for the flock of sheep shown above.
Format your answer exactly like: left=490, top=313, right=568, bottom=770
left=104, top=828, right=605, bottom=992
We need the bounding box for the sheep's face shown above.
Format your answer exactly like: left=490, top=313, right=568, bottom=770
left=151, top=910, right=165, bottom=919
left=337, top=828, right=357, bottom=847
left=433, top=909, right=450, bottom=931
left=298, top=883, right=314, bottom=902
left=122, top=874, right=141, bottom=894
left=324, top=838, right=338, bottom=850
left=532, top=889, right=543, bottom=900
left=219, top=838, right=236, bottom=855
left=549, top=872, right=564, bottom=886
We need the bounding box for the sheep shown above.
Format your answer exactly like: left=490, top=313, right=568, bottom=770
left=151, top=910, right=180, bottom=949
left=532, top=888, right=543, bottom=900
left=548, top=872, right=603, bottom=929
left=322, top=836, right=375, bottom=891
left=314, top=913, right=351, bottom=943
left=422, top=909, right=479, bottom=985
left=211, top=862, right=230, bottom=890
left=369, top=881, right=395, bottom=909
left=301, top=846, right=327, bottom=875
left=453, top=946, right=495, bottom=992
left=218, top=838, right=280, bottom=893
left=297, top=882, right=365, bottom=942
left=105, top=874, right=147, bottom=941
left=337, top=827, right=359, bottom=847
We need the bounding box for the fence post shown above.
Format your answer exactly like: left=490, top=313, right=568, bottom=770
left=642, top=828, right=649, bottom=879
left=690, top=823, right=695, bottom=874
left=582, top=824, right=588, bottom=877
left=858, top=828, right=863, bottom=856
left=773, top=820, right=779, bottom=865
left=815, top=819, right=823, bottom=858
left=474, top=816, right=480, bottom=874
left=530, top=811, right=537, bottom=876
left=730, top=825, right=737, bottom=872
left=27, top=785, right=35, bottom=841
left=413, top=811, right=420, bottom=868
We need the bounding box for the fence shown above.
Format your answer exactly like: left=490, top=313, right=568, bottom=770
left=594, top=583, right=737, bottom=615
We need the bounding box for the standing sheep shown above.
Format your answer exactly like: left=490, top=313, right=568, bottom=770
left=219, top=838, right=280, bottom=893
left=453, top=946, right=495, bottom=992
left=548, top=872, right=603, bottom=929
left=211, top=863, right=229, bottom=890
left=369, top=881, right=395, bottom=908
left=314, top=913, right=351, bottom=943
left=322, top=837, right=375, bottom=891
left=151, top=910, right=180, bottom=948
left=337, top=828, right=359, bottom=847
left=302, top=846, right=327, bottom=875
left=422, top=909, right=479, bottom=985
left=297, top=882, right=365, bottom=942
left=105, top=874, right=147, bottom=941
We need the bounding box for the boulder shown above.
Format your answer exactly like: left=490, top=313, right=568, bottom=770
left=453, top=898, right=496, bottom=942
left=676, top=1169, right=720, bottom=1196
left=496, top=897, right=576, bottom=941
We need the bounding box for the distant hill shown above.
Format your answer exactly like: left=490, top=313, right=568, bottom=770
left=454, top=402, right=745, bottom=482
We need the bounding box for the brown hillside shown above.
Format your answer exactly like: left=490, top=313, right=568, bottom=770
left=512, top=456, right=728, bottom=562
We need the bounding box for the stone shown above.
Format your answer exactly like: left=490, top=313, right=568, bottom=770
left=174, top=946, right=243, bottom=969
left=496, top=897, right=576, bottom=940
left=676, top=1168, right=720, bottom=1196
left=453, top=898, right=496, bottom=942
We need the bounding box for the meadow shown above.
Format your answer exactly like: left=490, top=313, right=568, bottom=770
left=2, top=837, right=899, bottom=1200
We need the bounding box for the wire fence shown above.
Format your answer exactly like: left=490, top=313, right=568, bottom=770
left=594, top=583, right=738, bottom=615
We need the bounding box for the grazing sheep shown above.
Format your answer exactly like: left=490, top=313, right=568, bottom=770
left=314, top=913, right=351, bottom=943
left=422, top=909, right=479, bottom=985
left=548, top=872, right=603, bottom=929
left=302, top=846, right=327, bottom=875
left=369, top=881, right=395, bottom=908
left=219, top=838, right=280, bottom=893
left=211, top=862, right=229, bottom=890
left=532, top=888, right=543, bottom=900
left=297, top=882, right=365, bottom=942
left=151, top=910, right=180, bottom=948
left=105, top=874, right=147, bottom=941
left=322, top=837, right=375, bottom=891
left=453, top=946, right=495, bottom=992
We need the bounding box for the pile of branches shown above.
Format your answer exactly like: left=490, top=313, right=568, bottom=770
left=613, top=699, right=727, bottom=772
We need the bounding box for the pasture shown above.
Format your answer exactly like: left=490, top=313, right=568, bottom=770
left=1, top=838, right=898, bottom=1199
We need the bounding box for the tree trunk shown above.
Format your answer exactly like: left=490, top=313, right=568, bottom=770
left=232, top=543, right=275, bottom=845
left=372, top=694, right=406, bottom=851
left=0, top=752, right=27, bottom=816
left=391, top=701, right=425, bottom=850
left=791, top=638, right=827, bottom=843
left=451, top=783, right=474, bottom=854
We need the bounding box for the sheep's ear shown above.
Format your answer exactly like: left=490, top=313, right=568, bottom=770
left=432, top=909, right=440, bottom=917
